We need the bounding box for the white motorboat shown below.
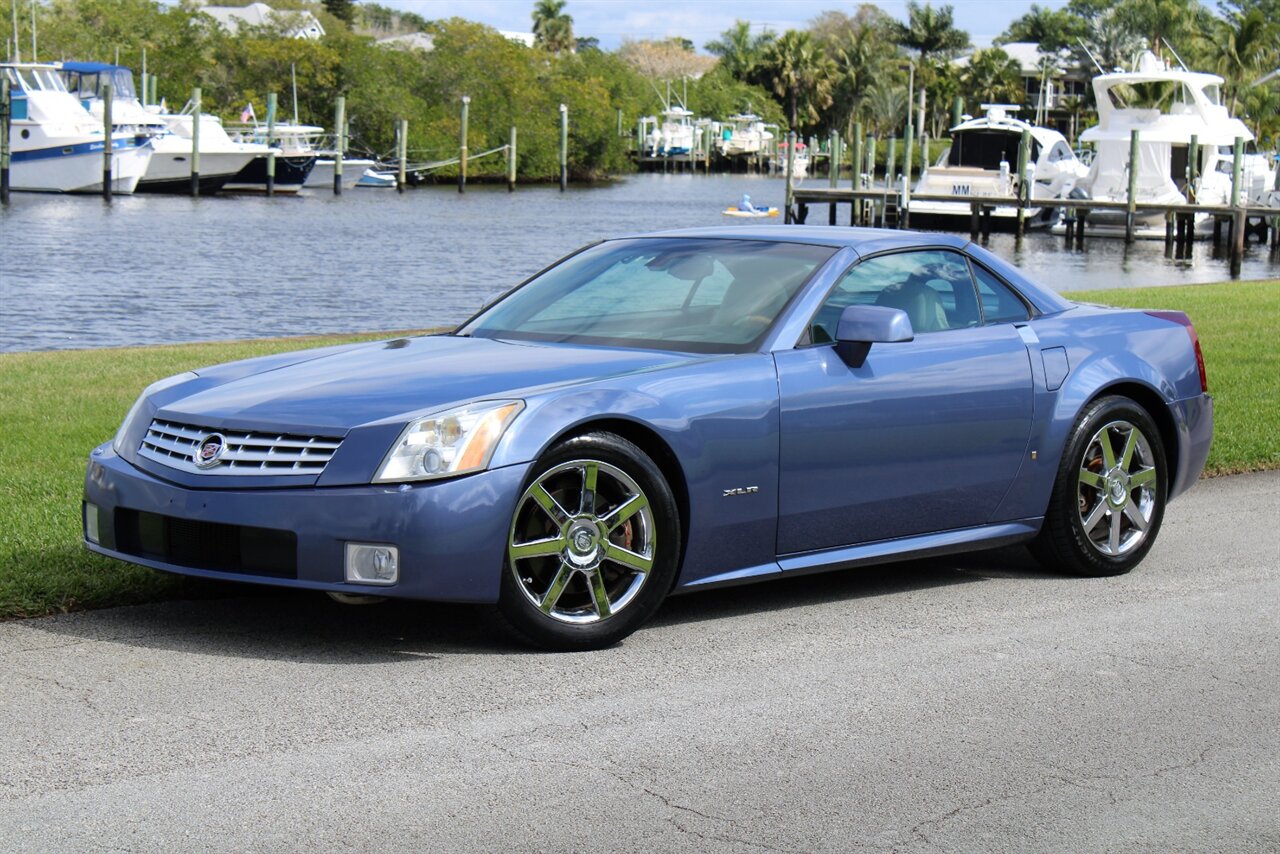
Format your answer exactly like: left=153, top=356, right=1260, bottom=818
left=716, top=113, right=774, bottom=157
left=909, top=104, right=1089, bottom=230
left=777, top=140, right=809, bottom=179
left=223, top=120, right=320, bottom=193
left=2, top=62, right=151, bottom=194
left=59, top=61, right=265, bottom=194
left=1076, top=51, right=1276, bottom=235
left=306, top=156, right=378, bottom=190
left=648, top=106, right=699, bottom=156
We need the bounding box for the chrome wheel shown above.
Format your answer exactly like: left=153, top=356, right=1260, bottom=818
left=1075, top=419, right=1158, bottom=557
left=508, top=459, right=656, bottom=625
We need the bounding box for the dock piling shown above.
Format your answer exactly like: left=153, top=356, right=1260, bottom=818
left=333, top=95, right=345, bottom=195
left=558, top=103, right=568, bottom=193
left=101, top=83, right=113, bottom=200
left=784, top=131, right=796, bottom=224
left=1230, top=136, right=1242, bottom=208
left=189, top=86, right=200, bottom=197
left=1016, top=129, right=1030, bottom=237
left=828, top=129, right=839, bottom=225
left=886, top=138, right=896, bottom=190
left=265, top=92, right=277, bottom=197
left=1231, top=207, right=1245, bottom=276
left=1, top=78, right=11, bottom=205
left=507, top=125, right=517, bottom=192
left=396, top=118, right=407, bottom=192
left=850, top=122, right=863, bottom=226
left=1125, top=129, right=1139, bottom=243
left=458, top=95, right=469, bottom=193
left=1188, top=134, right=1199, bottom=203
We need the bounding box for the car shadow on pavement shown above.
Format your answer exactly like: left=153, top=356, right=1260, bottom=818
left=20, top=546, right=1061, bottom=662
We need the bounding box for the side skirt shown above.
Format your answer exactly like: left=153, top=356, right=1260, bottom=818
left=676, top=518, right=1042, bottom=593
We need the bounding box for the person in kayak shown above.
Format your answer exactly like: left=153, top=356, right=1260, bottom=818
left=739, top=193, right=759, bottom=213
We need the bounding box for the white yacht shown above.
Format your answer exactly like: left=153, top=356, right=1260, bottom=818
left=1, top=62, right=151, bottom=194
left=1077, top=51, right=1276, bottom=234
left=59, top=61, right=265, bottom=194
left=909, top=104, right=1089, bottom=229
left=716, top=113, right=774, bottom=157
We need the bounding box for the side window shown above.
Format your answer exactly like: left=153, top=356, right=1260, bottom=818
left=808, top=250, right=980, bottom=343
left=970, top=262, right=1030, bottom=324
left=1047, top=141, right=1072, bottom=163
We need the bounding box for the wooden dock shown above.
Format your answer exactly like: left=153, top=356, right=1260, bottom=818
left=790, top=187, right=1280, bottom=276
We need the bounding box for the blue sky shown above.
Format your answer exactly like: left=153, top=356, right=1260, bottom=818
left=377, top=1, right=1070, bottom=50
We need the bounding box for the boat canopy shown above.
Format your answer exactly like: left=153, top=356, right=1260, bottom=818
left=946, top=129, right=1041, bottom=169
left=60, top=62, right=138, bottom=101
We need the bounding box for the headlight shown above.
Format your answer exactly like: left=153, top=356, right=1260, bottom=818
left=112, top=372, right=198, bottom=455
left=373, top=400, right=524, bottom=483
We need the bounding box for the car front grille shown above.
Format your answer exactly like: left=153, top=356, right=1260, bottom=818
left=138, top=419, right=342, bottom=476
left=113, top=508, right=297, bottom=579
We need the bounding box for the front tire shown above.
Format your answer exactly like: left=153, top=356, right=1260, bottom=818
left=1032, top=395, right=1168, bottom=577
left=495, top=432, right=681, bottom=650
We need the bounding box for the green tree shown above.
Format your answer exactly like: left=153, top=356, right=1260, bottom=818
left=704, top=20, right=775, bottom=84
left=891, top=2, right=971, bottom=65
left=1206, top=5, right=1278, bottom=111
left=531, top=0, right=574, bottom=54
left=998, top=4, right=1088, bottom=52
left=961, top=48, right=1024, bottom=105
left=759, top=29, right=836, bottom=133
left=323, top=0, right=354, bottom=26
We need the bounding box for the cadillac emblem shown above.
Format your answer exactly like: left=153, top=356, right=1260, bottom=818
left=193, top=433, right=227, bottom=469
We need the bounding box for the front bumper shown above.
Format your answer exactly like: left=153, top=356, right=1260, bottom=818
left=83, top=443, right=529, bottom=603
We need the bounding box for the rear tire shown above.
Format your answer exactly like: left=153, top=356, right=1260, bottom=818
left=1032, top=395, right=1167, bottom=577
left=494, top=432, right=681, bottom=650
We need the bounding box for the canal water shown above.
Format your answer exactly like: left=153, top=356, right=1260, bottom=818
left=2, top=173, right=1276, bottom=353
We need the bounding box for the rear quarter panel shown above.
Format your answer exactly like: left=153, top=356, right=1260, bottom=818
left=993, top=304, right=1209, bottom=520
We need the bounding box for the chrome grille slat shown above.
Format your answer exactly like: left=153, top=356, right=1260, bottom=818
left=138, top=419, right=342, bottom=476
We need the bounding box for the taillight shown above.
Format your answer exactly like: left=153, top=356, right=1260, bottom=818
left=1146, top=310, right=1207, bottom=393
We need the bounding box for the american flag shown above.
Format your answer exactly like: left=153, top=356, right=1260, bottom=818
left=240, top=103, right=254, bottom=123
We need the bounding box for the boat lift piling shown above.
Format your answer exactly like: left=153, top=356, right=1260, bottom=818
left=507, top=125, right=517, bottom=192
left=140, top=48, right=146, bottom=107
left=866, top=135, right=878, bottom=225
left=332, top=95, right=345, bottom=195
left=101, top=82, right=112, bottom=200
left=265, top=92, right=277, bottom=197
left=458, top=95, right=469, bottom=193
left=189, top=86, right=200, bottom=197
left=1, top=78, right=10, bottom=206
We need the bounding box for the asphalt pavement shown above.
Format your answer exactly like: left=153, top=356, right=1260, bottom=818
left=2, top=471, right=1277, bottom=853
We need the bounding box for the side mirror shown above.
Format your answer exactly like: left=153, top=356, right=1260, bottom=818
left=835, top=305, right=914, bottom=368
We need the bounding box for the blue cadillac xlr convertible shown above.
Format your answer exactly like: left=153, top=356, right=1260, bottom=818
left=84, top=227, right=1213, bottom=649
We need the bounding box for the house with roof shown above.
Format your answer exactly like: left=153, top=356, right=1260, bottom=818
left=955, top=42, right=1091, bottom=138
left=201, top=3, right=326, bottom=40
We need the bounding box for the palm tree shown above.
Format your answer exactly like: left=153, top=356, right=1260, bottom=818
left=705, top=20, right=775, bottom=83
left=961, top=49, right=1024, bottom=106
left=891, top=2, right=970, bottom=135
left=891, top=2, right=970, bottom=65
left=760, top=29, right=836, bottom=133
left=1207, top=6, right=1278, bottom=112
left=531, top=0, right=574, bottom=54
left=863, top=81, right=909, bottom=138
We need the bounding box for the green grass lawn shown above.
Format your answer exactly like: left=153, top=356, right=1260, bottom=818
left=1, top=280, right=1276, bottom=620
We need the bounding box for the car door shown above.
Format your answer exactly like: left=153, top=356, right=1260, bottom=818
left=774, top=249, right=1035, bottom=555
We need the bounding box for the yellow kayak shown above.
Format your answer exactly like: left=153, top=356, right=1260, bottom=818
left=722, top=206, right=779, bottom=218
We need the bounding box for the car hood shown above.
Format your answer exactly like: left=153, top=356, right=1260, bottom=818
left=159, top=335, right=696, bottom=432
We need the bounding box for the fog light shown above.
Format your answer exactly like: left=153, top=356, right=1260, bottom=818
left=345, top=543, right=399, bottom=585
left=85, top=502, right=101, bottom=545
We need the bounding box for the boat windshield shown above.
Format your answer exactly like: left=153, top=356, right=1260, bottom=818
left=4, top=66, right=68, bottom=93
left=1106, top=80, right=1198, bottom=112
left=947, top=130, right=1040, bottom=169
left=63, top=68, right=137, bottom=100
left=459, top=238, right=836, bottom=353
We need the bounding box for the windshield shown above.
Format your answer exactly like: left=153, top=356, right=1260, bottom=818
left=948, top=130, right=1040, bottom=169
left=459, top=238, right=836, bottom=353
